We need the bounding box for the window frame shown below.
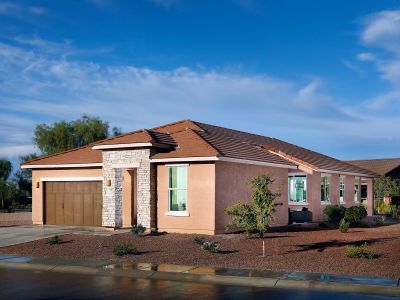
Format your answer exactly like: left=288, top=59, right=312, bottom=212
left=167, top=165, right=189, bottom=216
left=339, top=175, right=345, bottom=204
left=321, top=174, right=331, bottom=203
left=288, top=175, right=308, bottom=204
left=354, top=176, right=360, bottom=203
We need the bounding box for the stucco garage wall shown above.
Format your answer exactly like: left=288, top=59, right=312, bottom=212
left=157, top=163, right=216, bottom=235
left=31, top=168, right=103, bottom=225
left=215, top=161, right=289, bottom=233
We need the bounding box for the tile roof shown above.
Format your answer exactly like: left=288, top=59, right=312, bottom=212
left=346, top=158, right=400, bottom=176
left=22, top=144, right=102, bottom=166
left=21, top=119, right=376, bottom=176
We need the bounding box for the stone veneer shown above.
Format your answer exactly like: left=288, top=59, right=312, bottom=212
left=102, top=149, right=156, bottom=228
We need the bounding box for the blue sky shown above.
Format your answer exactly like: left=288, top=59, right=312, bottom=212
left=0, top=0, right=400, bottom=164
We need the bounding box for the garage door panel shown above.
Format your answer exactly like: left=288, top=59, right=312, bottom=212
left=83, top=194, right=93, bottom=226
left=55, top=194, right=64, bottom=225
left=93, top=193, right=102, bottom=226
left=45, top=181, right=102, bottom=226
left=73, top=193, right=84, bottom=225
left=64, top=194, right=74, bottom=225
left=45, top=186, right=56, bottom=225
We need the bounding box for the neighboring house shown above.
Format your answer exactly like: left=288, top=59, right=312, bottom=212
left=346, top=158, right=400, bottom=202
left=21, top=120, right=376, bottom=234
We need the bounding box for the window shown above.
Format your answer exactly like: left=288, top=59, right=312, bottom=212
left=321, top=175, right=330, bottom=202
left=354, top=177, right=359, bottom=202
left=339, top=176, right=345, bottom=203
left=168, top=166, right=187, bottom=212
left=288, top=176, right=307, bottom=203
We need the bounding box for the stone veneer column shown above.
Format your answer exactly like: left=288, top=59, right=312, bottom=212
left=102, top=149, right=155, bottom=228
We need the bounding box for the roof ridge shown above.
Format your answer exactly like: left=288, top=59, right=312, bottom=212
left=184, top=128, right=221, bottom=156
left=21, top=144, right=95, bottom=166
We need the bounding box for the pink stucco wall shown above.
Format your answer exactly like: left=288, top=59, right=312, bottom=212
left=156, top=163, right=216, bottom=234
left=215, top=161, right=289, bottom=233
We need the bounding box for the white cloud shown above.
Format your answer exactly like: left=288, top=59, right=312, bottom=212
left=0, top=2, right=47, bottom=20
left=0, top=36, right=398, bottom=161
left=361, top=10, right=400, bottom=54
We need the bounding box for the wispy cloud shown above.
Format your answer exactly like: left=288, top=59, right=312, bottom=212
left=146, top=0, right=179, bottom=9
left=0, top=2, right=47, bottom=20
left=1, top=35, right=399, bottom=161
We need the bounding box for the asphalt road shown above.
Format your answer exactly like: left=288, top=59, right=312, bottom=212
left=0, top=269, right=396, bottom=300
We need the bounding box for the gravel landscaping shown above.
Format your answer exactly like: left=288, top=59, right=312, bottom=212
left=1, top=223, right=399, bottom=278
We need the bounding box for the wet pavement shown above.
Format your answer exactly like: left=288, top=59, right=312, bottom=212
left=0, top=268, right=396, bottom=300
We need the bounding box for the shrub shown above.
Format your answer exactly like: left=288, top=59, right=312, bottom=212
left=131, top=224, right=146, bottom=235
left=323, top=205, right=346, bottom=224
left=345, top=243, right=376, bottom=259
left=113, top=244, right=138, bottom=256
left=225, top=174, right=279, bottom=238
left=319, top=221, right=329, bottom=228
left=47, top=235, right=61, bottom=245
left=194, top=236, right=205, bottom=245
left=201, top=241, right=220, bottom=253
left=344, top=206, right=367, bottom=224
left=374, top=216, right=385, bottom=226
left=391, top=205, right=400, bottom=220
left=339, top=219, right=350, bottom=233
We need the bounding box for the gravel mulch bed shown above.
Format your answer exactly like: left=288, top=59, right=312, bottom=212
left=1, top=224, right=399, bottom=278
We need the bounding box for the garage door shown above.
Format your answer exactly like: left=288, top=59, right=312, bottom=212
left=45, top=181, right=102, bottom=226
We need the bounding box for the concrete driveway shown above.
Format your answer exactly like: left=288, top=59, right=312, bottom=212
left=0, top=225, right=129, bottom=248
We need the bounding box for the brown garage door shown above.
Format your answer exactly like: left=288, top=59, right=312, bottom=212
left=45, top=181, right=102, bottom=226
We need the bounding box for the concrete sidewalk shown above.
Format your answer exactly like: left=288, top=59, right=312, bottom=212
left=0, top=225, right=130, bottom=247
left=0, top=254, right=398, bottom=297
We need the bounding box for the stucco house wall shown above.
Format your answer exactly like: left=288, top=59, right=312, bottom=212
left=31, top=168, right=103, bottom=225
left=156, top=162, right=216, bottom=234
left=214, top=161, right=289, bottom=233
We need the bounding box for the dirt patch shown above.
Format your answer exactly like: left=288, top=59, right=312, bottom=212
left=0, top=212, right=32, bottom=227
left=1, top=224, right=400, bottom=278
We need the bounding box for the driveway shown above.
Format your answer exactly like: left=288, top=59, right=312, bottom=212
left=0, top=225, right=129, bottom=248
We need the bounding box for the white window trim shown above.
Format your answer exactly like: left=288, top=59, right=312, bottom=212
left=288, top=175, right=307, bottom=204
left=165, top=211, right=190, bottom=217
left=321, top=175, right=330, bottom=202
left=339, top=175, right=346, bottom=204
left=288, top=202, right=309, bottom=206
left=167, top=166, right=189, bottom=215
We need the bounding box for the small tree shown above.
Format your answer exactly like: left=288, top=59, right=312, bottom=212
left=374, top=176, right=400, bottom=200
left=225, top=174, right=280, bottom=238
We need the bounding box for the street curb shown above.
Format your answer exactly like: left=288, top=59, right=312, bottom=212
left=0, top=261, right=399, bottom=297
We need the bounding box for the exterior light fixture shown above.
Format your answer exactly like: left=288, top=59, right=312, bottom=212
left=36, top=182, right=40, bottom=188
left=107, top=179, right=111, bottom=187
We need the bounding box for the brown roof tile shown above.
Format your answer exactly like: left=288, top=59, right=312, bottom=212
left=22, top=145, right=102, bottom=166
left=20, top=119, right=376, bottom=176
left=346, top=158, right=400, bottom=176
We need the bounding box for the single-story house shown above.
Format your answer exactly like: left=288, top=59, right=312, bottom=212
left=21, top=120, right=376, bottom=234
left=347, top=158, right=400, bottom=202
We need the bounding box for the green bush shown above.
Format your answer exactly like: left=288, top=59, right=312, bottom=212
left=345, top=243, right=376, bottom=259
left=374, top=216, right=385, bottom=226
left=344, top=206, right=367, bottom=224
left=201, top=241, right=220, bottom=253
left=194, top=236, right=205, bottom=245
left=113, top=244, right=138, bottom=256
left=339, top=219, right=350, bottom=233
left=47, top=235, right=61, bottom=245
left=319, top=221, right=329, bottom=228
left=323, top=205, right=346, bottom=224
left=131, top=224, right=146, bottom=235
left=391, top=206, right=400, bottom=220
